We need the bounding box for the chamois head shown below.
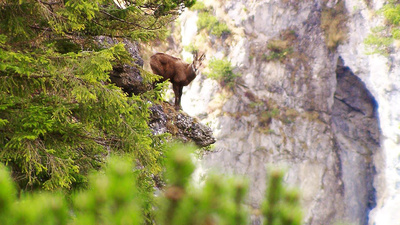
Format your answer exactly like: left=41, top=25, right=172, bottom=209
left=192, top=51, right=205, bottom=74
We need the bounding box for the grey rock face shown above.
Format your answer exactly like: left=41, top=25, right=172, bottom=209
left=95, top=36, right=149, bottom=95
left=149, top=104, right=169, bottom=136
left=196, top=2, right=346, bottom=224
left=175, top=113, right=216, bottom=147
left=171, top=0, right=399, bottom=224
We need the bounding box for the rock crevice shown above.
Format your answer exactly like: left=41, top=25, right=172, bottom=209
left=331, top=57, right=380, bottom=225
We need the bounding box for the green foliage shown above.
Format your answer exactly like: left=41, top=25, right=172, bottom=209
left=158, top=145, right=251, bottom=225
left=263, top=169, right=302, bottom=225
left=164, top=145, right=196, bottom=188
left=184, top=43, right=200, bottom=54
left=0, top=38, right=161, bottom=190
left=364, top=27, right=393, bottom=55
left=0, top=145, right=302, bottom=225
left=8, top=193, right=69, bottom=225
left=393, top=28, right=400, bottom=39
left=365, top=1, right=400, bottom=55
left=0, top=158, right=147, bottom=225
left=0, top=0, right=196, bottom=191
left=197, top=12, right=231, bottom=38
left=382, top=1, right=400, bottom=26
left=190, top=1, right=208, bottom=12
left=207, top=58, right=241, bottom=90
left=0, top=164, right=70, bottom=225
left=72, top=157, right=145, bottom=225
left=0, top=0, right=197, bottom=43
left=0, top=164, right=15, bottom=215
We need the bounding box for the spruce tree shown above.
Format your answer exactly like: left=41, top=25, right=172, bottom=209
left=0, top=0, right=195, bottom=191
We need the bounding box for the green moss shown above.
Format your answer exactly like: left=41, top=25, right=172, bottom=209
left=248, top=101, right=264, bottom=109
left=263, top=47, right=293, bottom=62
left=303, top=111, right=320, bottom=122
left=256, top=105, right=281, bottom=132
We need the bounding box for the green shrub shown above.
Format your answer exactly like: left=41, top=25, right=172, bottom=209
left=184, top=43, right=199, bottom=54
left=207, top=58, right=241, bottom=90
left=364, top=27, right=393, bottom=55
left=191, top=1, right=208, bottom=12
left=382, top=2, right=400, bottom=26
left=393, top=28, right=400, bottom=39
left=364, top=1, right=400, bottom=55
left=197, top=12, right=231, bottom=38
left=212, top=22, right=231, bottom=37
left=192, top=1, right=231, bottom=38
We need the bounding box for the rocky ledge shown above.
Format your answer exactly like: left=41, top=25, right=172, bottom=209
left=149, top=103, right=216, bottom=147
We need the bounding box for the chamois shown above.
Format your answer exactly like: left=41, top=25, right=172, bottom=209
left=150, top=51, right=205, bottom=110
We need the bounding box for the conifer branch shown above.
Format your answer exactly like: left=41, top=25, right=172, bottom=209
left=99, top=9, right=165, bottom=31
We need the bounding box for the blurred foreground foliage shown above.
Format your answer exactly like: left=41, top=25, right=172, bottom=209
left=0, top=144, right=302, bottom=225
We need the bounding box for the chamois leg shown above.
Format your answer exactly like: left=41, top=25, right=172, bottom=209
left=177, top=86, right=183, bottom=110
left=173, top=83, right=182, bottom=110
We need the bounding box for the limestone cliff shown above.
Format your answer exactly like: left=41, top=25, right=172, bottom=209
left=146, top=0, right=400, bottom=224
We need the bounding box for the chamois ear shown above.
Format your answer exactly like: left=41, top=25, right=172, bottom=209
left=196, top=51, right=203, bottom=62
left=199, top=53, right=206, bottom=61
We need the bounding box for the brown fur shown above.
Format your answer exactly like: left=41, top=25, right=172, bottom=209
left=150, top=52, right=205, bottom=110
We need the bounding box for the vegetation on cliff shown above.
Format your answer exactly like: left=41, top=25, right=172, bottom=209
left=321, top=0, right=348, bottom=51
left=207, top=58, right=241, bottom=90
left=365, top=0, right=400, bottom=55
